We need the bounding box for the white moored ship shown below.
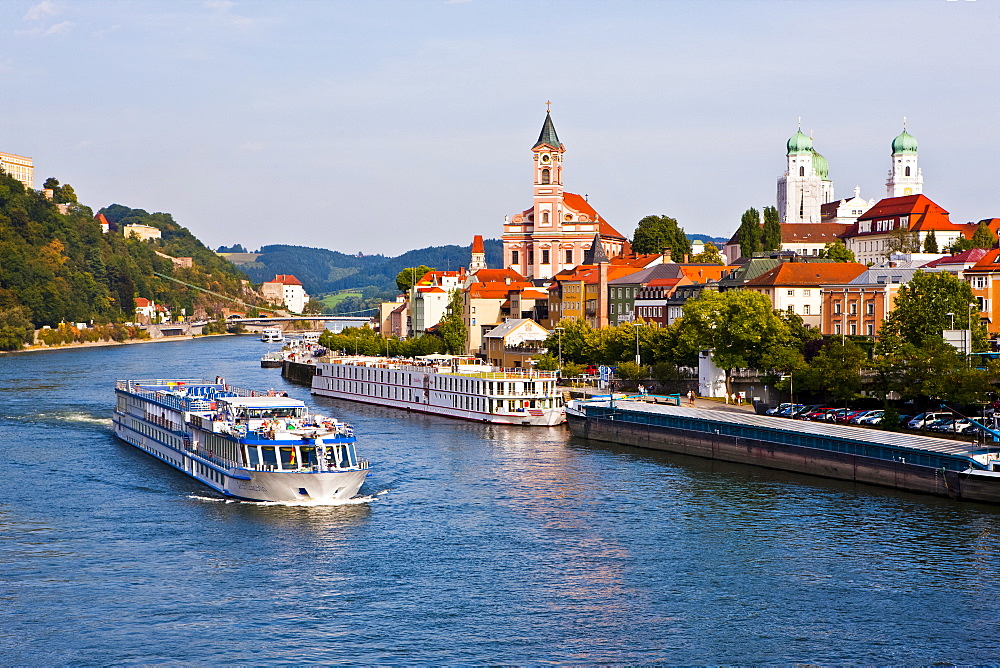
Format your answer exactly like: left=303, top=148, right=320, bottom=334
left=311, top=355, right=565, bottom=426
left=113, top=378, right=369, bottom=502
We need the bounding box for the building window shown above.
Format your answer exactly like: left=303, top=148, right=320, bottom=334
left=849, top=302, right=857, bottom=315
left=787, top=289, right=795, bottom=296
left=528, top=250, right=534, bottom=265
left=541, top=168, right=551, bottom=184
left=803, top=289, right=811, bottom=296
left=802, top=304, right=810, bottom=315
left=849, top=323, right=857, bottom=336
left=511, top=250, right=519, bottom=265
left=866, top=324, right=874, bottom=336
left=866, top=301, right=875, bottom=315
left=834, top=302, right=842, bottom=314
left=541, top=211, right=549, bottom=224
left=834, top=324, right=841, bottom=335
left=565, top=249, right=572, bottom=264
left=541, top=249, right=550, bottom=265
left=799, top=166, right=805, bottom=177
left=905, top=166, right=911, bottom=177
left=974, top=276, right=988, bottom=289
left=787, top=305, right=794, bottom=314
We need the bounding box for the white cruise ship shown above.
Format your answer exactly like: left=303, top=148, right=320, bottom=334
left=311, top=355, right=565, bottom=426
left=113, top=378, right=369, bottom=502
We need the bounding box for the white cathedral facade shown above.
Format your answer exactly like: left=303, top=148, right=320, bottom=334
left=776, top=123, right=923, bottom=224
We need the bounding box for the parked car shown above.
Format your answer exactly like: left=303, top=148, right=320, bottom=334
left=793, top=404, right=823, bottom=419
left=776, top=404, right=804, bottom=417
left=802, top=407, right=836, bottom=421
left=848, top=410, right=879, bottom=424
left=767, top=403, right=792, bottom=416
left=908, top=412, right=951, bottom=430
left=856, top=410, right=885, bottom=425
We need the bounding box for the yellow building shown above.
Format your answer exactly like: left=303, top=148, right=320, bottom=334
left=0, top=151, right=34, bottom=190
left=123, top=224, right=163, bottom=242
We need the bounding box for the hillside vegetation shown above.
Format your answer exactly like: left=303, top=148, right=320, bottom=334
left=0, top=173, right=253, bottom=350
left=235, top=239, right=504, bottom=295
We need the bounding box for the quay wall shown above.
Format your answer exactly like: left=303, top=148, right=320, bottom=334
left=282, top=360, right=316, bottom=386
left=568, top=413, right=1000, bottom=504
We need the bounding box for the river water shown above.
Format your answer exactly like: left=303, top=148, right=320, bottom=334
left=2, top=335, right=1000, bottom=664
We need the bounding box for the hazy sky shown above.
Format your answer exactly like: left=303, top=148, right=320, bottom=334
left=2, top=0, right=997, bottom=255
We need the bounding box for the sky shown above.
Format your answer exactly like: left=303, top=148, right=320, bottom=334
left=2, top=0, right=997, bottom=256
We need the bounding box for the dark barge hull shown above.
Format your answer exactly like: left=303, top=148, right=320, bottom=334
left=567, top=407, right=1000, bottom=504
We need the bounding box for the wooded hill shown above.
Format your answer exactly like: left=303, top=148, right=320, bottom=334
left=235, top=239, right=504, bottom=295
left=0, top=172, right=254, bottom=349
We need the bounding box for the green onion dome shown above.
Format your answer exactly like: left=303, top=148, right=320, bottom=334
left=786, top=129, right=813, bottom=155
left=812, top=150, right=829, bottom=180
left=892, top=130, right=918, bottom=154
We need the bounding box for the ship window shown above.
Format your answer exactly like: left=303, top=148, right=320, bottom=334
left=279, top=447, right=298, bottom=469
left=260, top=447, right=277, bottom=469
left=246, top=446, right=260, bottom=467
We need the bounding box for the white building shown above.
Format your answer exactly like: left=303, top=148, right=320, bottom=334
left=261, top=274, right=309, bottom=313
left=410, top=270, right=464, bottom=336
left=123, top=224, right=162, bottom=242
left=0, top=151, right=34, bottom=190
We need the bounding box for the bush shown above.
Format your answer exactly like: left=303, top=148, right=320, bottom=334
left=615, top=361, right=647, bottom=381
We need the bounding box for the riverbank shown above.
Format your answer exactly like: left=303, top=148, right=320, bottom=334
left=0, top=333, right=239, bottom=355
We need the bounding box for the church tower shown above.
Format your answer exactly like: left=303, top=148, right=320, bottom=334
left=777, top=125, right=834, bottom=224
left=502, top=107, right=627, bottom=280
left=469, top=235, right=487, bottom=274
left=886, top=122, right=923, bottom=198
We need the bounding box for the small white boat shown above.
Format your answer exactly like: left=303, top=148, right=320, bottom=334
left=260, top=327, right=284, bottom=343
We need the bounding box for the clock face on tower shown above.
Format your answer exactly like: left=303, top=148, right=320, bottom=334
left=541, top=154, right=550, bottom=163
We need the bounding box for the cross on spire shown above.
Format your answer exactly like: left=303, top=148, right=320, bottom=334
left=903, top=115, right=907, bottom=130
left=546, top=100, right=552, bottom=113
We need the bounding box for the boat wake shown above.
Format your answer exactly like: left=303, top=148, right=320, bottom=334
left=4, top=411, right=112, bottom=427
left=188, top=490, right=388, bottom=507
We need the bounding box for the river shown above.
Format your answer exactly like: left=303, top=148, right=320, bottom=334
left=2, top=335, right=1000, bottom=664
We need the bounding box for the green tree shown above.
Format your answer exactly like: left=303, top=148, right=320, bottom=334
left=541, top=318, right=597, bottom=364
left=821, top=240, right=857, bottom=263
left=798, top=339, right=866, bottom=403
left=395, top=265, right=434, bottom=293
left=971, top=221, right=996, bottom=249
left=887, top=227, right=920, bottom=256
left=923, top=230, right=939, bottom=253
left=437, top=288, right=467, bottom=355
left=675, top=289, right=790, bottom=395
left=945, top=236, right=975, bottom=254
left=0, top=304, right=35, bottom=351
left=761, top=206, right=782, bottom=251
left=691, top=242, right=724, bottom=265
left=631, top=215, right=691, bottom=258
left=615, top=361, right=646, bottom=383
left=737, top=208, right=761, bottom=258
left=883, top=270, right=985, bottom=350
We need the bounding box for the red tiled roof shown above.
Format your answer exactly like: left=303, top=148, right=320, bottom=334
left=135, top=298, right=151, bottom=307
left=269, top=274, right=303, bottom=286
left=521, top=289, right=549, bottom=300
left=96, top=213, right=110, bottom=226
left=780, top=223, right=851, bottom=243
left=922, top=247, right=990, bottom=267
left=563, top=192, right=627, bottom=239
left=745, top=262, right=867, bottom=287
left=472, top=268, right=526, bottom=283
left=857, top=195, right=948, bottom=221
left=471, top=235, right=485, bottom=254
left=967, top=249, right=1000, bottom=272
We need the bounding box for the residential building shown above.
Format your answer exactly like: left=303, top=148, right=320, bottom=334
left=744, top=262, right=867, bottom=328
left=821, top=187, right=877, bottom=226
left=0, top=151, right=33, bottom=190
left=261, top=274, right=310, bottom=313
left=134, top=297, right=171, bottom=323
left=921, top=248, right=990, bottom=280
left=410, top=270, right=464, bottom=336
left=482, top=319, right=550, bottom=369
left=667, top=283, right=714, bottom=325
left=961, top=250, right=1000, bottom=337
left=463, top=268, right=532, bottom=354
left=633, top=279, right=682, bottom=327
left=844, top=194, right=965, bottom=265
left=723, top=223, right=851, bottom=264
left=820, top=267, right=919, bottom=338
left=503, top=110, right=628, bottom=280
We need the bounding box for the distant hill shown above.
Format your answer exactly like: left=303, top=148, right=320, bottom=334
left=235, top=239, right=504, bottom=295
left=687, top=233, right=729, bottom=245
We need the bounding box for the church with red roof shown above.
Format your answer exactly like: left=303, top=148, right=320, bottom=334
left=502, top=109, right=628, bottom=281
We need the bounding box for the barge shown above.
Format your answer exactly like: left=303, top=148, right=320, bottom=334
left=566, top=399, right=1000, bottom=503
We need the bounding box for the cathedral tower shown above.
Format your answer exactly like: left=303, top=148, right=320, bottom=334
left=886, top=122, right=923, bottom=198
left=777, top=125, right=834, bottom=224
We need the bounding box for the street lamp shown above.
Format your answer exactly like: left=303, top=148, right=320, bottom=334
left=555, top=326, right=564, bottom=369
left=946, top=312, right=955, bottom=330
left=635, top=324, right=641, bottom=365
